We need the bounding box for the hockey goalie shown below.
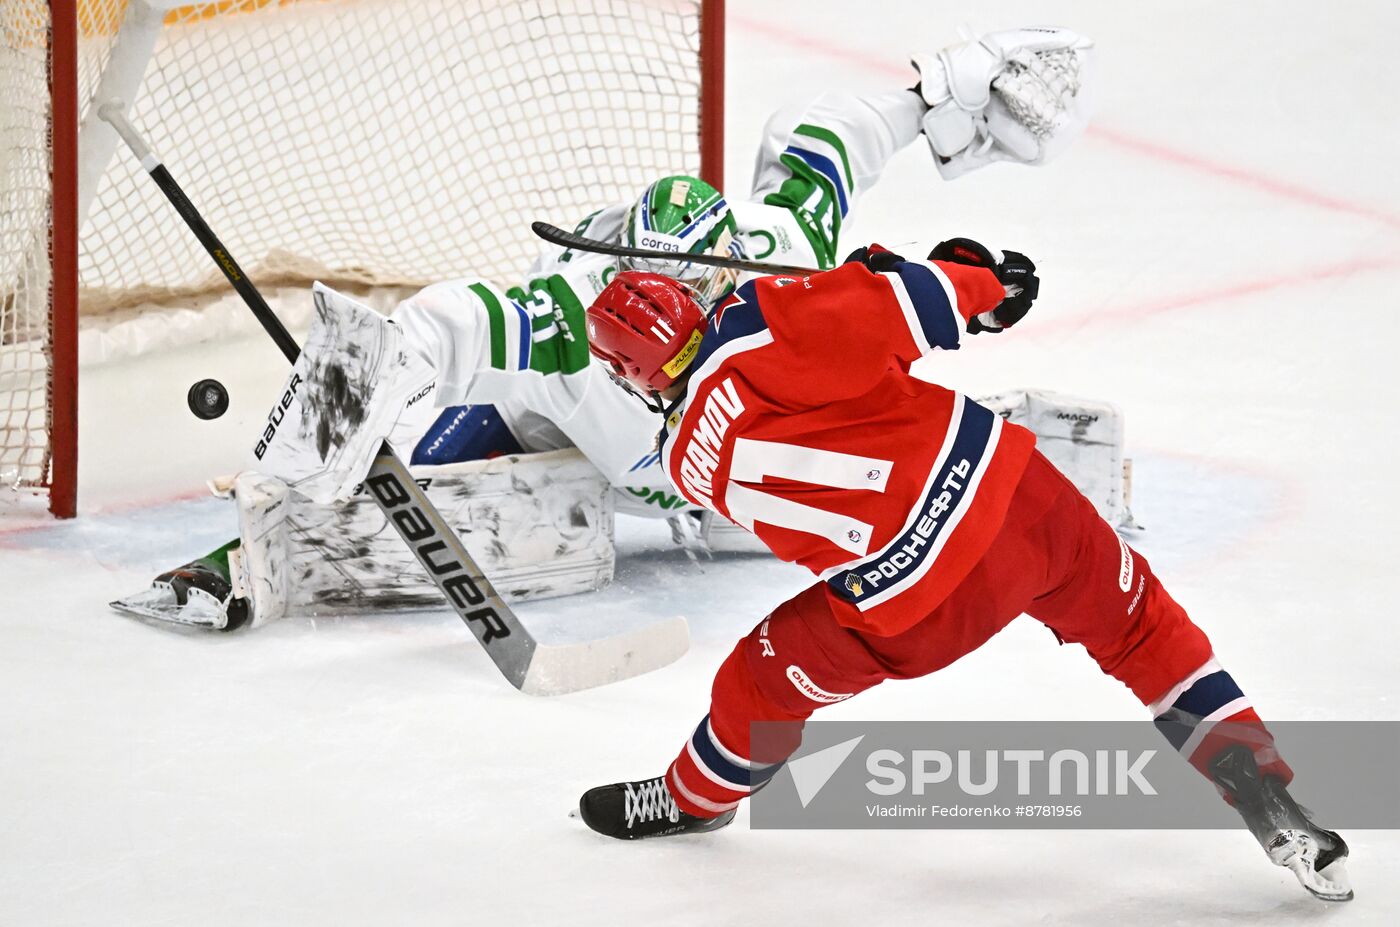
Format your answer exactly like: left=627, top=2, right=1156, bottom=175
left=113, top=26, right=1109, bottom=632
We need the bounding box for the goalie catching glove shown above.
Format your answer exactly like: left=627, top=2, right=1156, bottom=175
left=845, top=238, right=1039, bottom=333
left=913, top=26, right=1095, bottom=179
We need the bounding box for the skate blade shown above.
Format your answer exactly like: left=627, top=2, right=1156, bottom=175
left=110, top=584, right=229, bottom=631
left=1292, top=856, right=1353, bottom=903
left=1266, top=829, right=1354, bottom=902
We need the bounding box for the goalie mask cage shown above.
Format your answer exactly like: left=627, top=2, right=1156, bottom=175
left=3, top=0, right=724, bottom=518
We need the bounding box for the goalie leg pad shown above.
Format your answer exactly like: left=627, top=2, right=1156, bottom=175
left=250, top=448, right=615, bottom=615
left=977, top=388, right=1135, bottom=529
left=224, top=471, right=293, bottom=628
left=128, top=450, right=616, bottom=630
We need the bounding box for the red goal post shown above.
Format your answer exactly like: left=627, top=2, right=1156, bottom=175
left=6, top=0, right=725, bottom=518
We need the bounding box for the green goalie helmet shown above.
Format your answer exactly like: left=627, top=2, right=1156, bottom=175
left=622, top=175, right=741, bottom=306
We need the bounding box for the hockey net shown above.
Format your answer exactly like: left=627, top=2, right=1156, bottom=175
left=1, top=1, right=71, bottom=513
left=2, top=0, right=722, bottom=515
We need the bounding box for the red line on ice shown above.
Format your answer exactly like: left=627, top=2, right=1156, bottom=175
left=1047, top=254, right=1400, bottom=334
left=0, top=485, right=209, bottom=542
left=1084, top=126, right=1400, bottom=234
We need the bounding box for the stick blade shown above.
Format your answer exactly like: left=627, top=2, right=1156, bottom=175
left=519, top=617, right=690, bottom=696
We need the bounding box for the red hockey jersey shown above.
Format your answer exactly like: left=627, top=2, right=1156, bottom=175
left=661, top=257, right=1037, bottom=636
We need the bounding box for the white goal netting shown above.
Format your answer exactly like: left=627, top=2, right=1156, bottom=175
left=2, top=0, right=712, bottom=500
left=1, top=2, right=58, bottom=494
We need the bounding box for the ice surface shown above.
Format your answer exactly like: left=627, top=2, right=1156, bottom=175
left=3, top=1, right=1399, bottom=923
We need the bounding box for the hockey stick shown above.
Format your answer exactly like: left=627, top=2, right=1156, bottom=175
left=97, top=103, right=687, bottom=695
left=531, top=221, right=820, bottom=276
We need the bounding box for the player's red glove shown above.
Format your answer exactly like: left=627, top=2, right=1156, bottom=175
left=929, top=237, right=1039, bottom=334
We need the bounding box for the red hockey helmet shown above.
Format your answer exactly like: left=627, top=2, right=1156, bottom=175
left=586, top=271, right=708, bottom=396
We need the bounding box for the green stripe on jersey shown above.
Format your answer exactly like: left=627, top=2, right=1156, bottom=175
left=469, top=282, right=508, bottom=370
left=794, top=123, right=854, bottom=190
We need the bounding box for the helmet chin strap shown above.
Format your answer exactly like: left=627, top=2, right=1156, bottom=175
left=605, top=366, right=669, bottom=414
left=638, top=389, right=667, bottom=415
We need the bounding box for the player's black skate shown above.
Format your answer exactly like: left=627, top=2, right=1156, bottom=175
left=579, top=776, right=736, bottom=840
left=110, top=540, right=251, bottom=631
left=1209, top=744, right=1353, bottom=902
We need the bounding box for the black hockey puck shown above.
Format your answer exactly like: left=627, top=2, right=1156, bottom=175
left=187, top=378, right=230, bottom=420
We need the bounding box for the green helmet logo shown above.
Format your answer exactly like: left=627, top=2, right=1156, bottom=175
left=623, top=175, right=742, bottom=305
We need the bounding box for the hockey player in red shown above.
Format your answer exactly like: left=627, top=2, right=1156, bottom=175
left=574, top=242, right=1353, bottom=902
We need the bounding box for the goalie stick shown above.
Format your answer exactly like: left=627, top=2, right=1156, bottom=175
left=531, top=221, right=820, bottom=276
left=97, top=104, right=687, bottom=695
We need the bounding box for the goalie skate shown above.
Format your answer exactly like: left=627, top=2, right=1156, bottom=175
left=110, top=547, right=251, bottom=632
left=1209, top=744, right=1353, bottom=902
left=578, top=776, right=736, bottom=840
